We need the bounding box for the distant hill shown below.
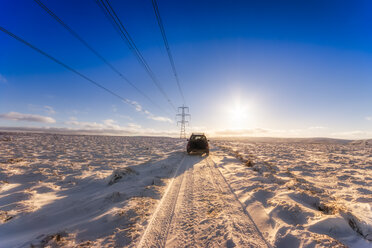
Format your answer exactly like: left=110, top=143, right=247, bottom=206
left=213, top=137, right=352, bottom=144
left=349, top=139, right=372, bottom=145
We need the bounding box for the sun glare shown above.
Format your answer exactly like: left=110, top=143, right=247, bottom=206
left=228, top=101, right=251, bottom=129
left=231, top=105, right=246, bottom=121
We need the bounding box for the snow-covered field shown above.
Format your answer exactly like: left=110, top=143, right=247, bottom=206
left=0, top=133, right=371, bottom=247
left=214, top=138, right=372, bottom=247
left=0, top=133, right=184, bottom=247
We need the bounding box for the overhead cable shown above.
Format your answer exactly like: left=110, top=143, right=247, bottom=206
left=151, top=0, right=186, bottom=105
left=97, top=0, right=177, bottom=111
left=33, top=0, right=167, bottom=114
left=0, top=26, right=154, bottom=113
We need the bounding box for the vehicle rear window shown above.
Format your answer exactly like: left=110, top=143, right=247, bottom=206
left=191, top=135, right=206, bottom=140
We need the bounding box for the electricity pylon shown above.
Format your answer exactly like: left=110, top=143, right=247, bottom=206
left=177, top=106, right=190, bottom=139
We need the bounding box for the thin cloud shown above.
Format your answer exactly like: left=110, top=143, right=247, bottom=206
left=125, top=99, right=143, bottom=112
left=27, top=104, right=39, bottom=112
left=127, top=123, right=141, bottom=129
left=44, top=106, right=56, bottom=115
left=214, top=128, right=270, bottom=136
left=27, top=104, right=56, bottom=115
left=44, top=94, right=55, bottom=99
left=0, top=112, right=56, bottom=123
left=211, top=128, right=311, bottom=137
left=308, top=126, right=327, bottom=130
left=123, top=99, right=172, bottom=123
left=65, top=120, right=105, bottom=129
left=0, top=74, right=7, bottom=83
left=331, top=130, right=372, bottom=139
left=66, top=119, right=131, bottom=131
left=366, top=116, right=372, bottom=121
left=115, top=114, right=133, bottom=121
left=147, top=115, right=172, bottom=122
left=144, top=110, right=173, bottom=123
left=63, top=118, right=177, bottom=136
left=0, top=126, right=179, bottom=137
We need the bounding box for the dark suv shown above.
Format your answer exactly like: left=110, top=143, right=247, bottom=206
left=187, top=133, right=209, bottom=155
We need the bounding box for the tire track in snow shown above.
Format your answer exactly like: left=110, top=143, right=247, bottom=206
left=137, top=154, right=270, bottom=247
left=205, top=157, right=271, bottom=247
left=166, top=156, right=229, bottom=247
left=137, top=155, right=187, bottom=248
left=166, top=157, right=196, bottom=247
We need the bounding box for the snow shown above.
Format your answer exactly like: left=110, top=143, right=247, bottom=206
left=0, top=133, right=371, bottom=247
left=213, top=138, right=372, bottom=247
left=0, top=133, right=184, bottom=247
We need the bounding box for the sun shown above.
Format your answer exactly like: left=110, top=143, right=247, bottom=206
left=231, top=104, right=246, bottom=122
left=228, top=102, right=250, bottom=129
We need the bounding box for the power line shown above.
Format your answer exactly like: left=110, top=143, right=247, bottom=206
left=0, top=26, right=150, bottom=112
left=151, top=0, right=190, bottom=137
left=98, top=0, right=176, bottom=111
left=95, top=0, right=123, bottom=39
left=97, top=0, right=177, bottom=112
left=151, top=0, right=185, bottom=105
left=33, top=0, right=167, bottom=115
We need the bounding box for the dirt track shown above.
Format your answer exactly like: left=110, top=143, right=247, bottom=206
left=137, top=154, right=270, bottom=248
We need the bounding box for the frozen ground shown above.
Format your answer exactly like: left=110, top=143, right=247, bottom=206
left=0, top=133, right=184, bottom=247
left=214, top=138, right=372, bottom=248
left=0, top=133, right=371, bottom=247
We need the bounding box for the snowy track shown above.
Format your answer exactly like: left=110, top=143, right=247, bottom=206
left=137, top=155, right=187, bottom=247
left=137, top=154, right=269, bottom=248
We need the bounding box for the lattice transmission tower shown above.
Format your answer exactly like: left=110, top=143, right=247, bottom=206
left=177, top=106, right=190, bottom=139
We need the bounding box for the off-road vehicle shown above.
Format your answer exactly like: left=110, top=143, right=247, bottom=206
left=186, top=133, right=209, bottom=155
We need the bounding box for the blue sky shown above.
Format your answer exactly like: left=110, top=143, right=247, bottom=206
left=1, top=0, right=372, bottom=138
